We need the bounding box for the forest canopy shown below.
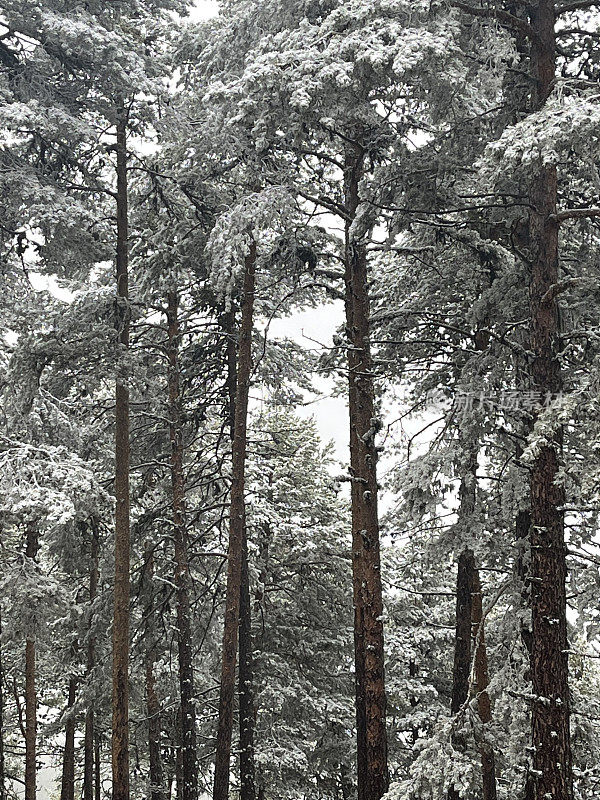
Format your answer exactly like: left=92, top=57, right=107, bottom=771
left=1, top=1, right=600, bottom=800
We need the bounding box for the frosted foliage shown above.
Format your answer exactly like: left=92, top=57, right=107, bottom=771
left=385, top=719, right=477, bottom=799
left=269, top=17, right=460, bottom=99
left=482, top=93, right=600, bottom=174
left=0, top=443, right=106, bottom=529
left=207, top=186, right=297, bottom=305
left=0, top=101, right=93, bottom=145
left=204, top=1, right=477, bottom=152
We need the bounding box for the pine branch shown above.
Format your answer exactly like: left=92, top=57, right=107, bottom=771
left=556, top=27, right=600, bottom=39
left=556, top=0, right=600, bottom=13
left=297, top=189, right=351, bottom=221
left=447, top=1, right=538, bottom=41
left=541, top=278, right=583, bottom=304
left=553, top=207, right=600, bottom=222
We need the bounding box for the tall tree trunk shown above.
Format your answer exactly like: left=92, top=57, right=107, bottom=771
left=448, top=445, right=477, bottom=800
left=60, top=676, right=77, bottom=800
left=175, top=714, right=183, bottom=800
left=471, top=570, right=497, bottom=800
left=95, top=734, right=101, bottom=800
left=112, top=100, right=131, bottom=800
left=343, top=138, right=388, bottom=800
left=167, top=291, right=198, bottom=800
left=450, top=551, right=475, bottom=721
left=84, top=521, right=100, bottom=800
left=526, top=3, right=572, bottom=798
left=24, top=525, right=38, bottom=800
left=447, top=548, right=475, bottom=800
left=213, top=241, right=257, bottom=800
left=238, top=533, right=256, bottom=800
left=224, top=305, right=257, bottom=800
left=515, top=506, right=533, bottom=661
left=144, top=544, right=164, bottom=800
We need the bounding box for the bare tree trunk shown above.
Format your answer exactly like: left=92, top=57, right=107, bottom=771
left=213, top=241, right=257, bottom=800
left=167, top=291, right=198, bottom=800
left=238, top=532, right=256, bottom=800
left=60, top=677, right=77, bottom=800
left=175, top=716, right=183, bottom=800
left=515, top=507, right=533, bottom=662
left=471, top=569, right=497, bottom=800
left=84, top=713, right=95, bottom=800
left=450, top=551, right=475, bottom=721
left=224, top=305, right=257, bottom=800
left=144, top=545, right=164, bottom=800
left=112, top=100, right=131, bottom=800
left=448, top=445, right=477, bottom=800
left=526, top=3, right=572, bottom=798
left=95, top=734, right=101, bottom=800
left=447, top=548, right=475, bottom=800
left=25, top=525, right=38, bottom=800
left=343, top=139, right=388, bottom=800
left=84, top=521, right=99, bottom=800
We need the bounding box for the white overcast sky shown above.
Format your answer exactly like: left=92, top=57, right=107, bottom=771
left=189, top=0, right=219, bottom=20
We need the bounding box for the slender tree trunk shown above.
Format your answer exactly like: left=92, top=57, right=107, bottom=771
left=60, top=676, right=77, bottom=800
left=112, top=100, right=131, bottom=800
left=447, top=548, right=475, bottom=800
left=25, top=525, right=38, bottom=800
left=238, top=532, right=256, bottom=800
left=224, top=305, right=257, bottom=800
left=95, top=734, right=101, bottom=800
left=84, top=521, right=99, bottom=800
left=176, top=715, right=183, bottom=800
left=167, top=291, right=198, bottom=800
left=471, top=569, right=497, bottom=800
left=448, top=446, right=477, bottom=800
left=0, top=604, right=5, bottom=800
left=515, top=506, right=533, bottom=660
left=343, top=139, right=388, bottom=800
left=450, top=552, right=475, bottom=721
left=84, top=714, right=95, bottom=800
left=213, top=241, right=257, bottom=800
left=144, top=544, right=164, bottom=800
left=526, top=3, right=572, bottom=799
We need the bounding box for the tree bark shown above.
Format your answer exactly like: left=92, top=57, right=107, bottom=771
left=447, top=548, right=475, bottom=800
left=343, top=139, right=388, bottom=800
left=95, top=733, right=101, bottom=800
left=144, top=544, right=165, bottom=800
left=471, top=569, right=497, bottom=800
left=450, top=551, right=475, bottom=722
left=84, top=521, right=100, bottom=800
left=515, top=507, right=533, bottom=661
left=112, top=100, right=131, bottom=800
left=526, top=3, right=573, bottom=798
left=167, top=290, right=198, bottom=800
left=60, top=676, right=77, bottom=800
left=224, top=305, right=257, bottom=800
left=448, top=444, right=477, bottom=800
left=238, top=532, right=256, bottom=800
left=213, top=240, right=257, bottom=800
left=25, top=525, right=38, bottom=800
left=175, top=712, right=183, bottom=800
